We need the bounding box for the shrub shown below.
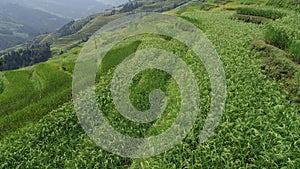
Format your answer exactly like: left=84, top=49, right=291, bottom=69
left=231, top=13, right=269, bottom=24
left=293, top=73, right=300, bottom=104
left=236, top=6, right=287, bottom=19
left=265, top=25, right=290, bottom=49
left=0, top=77, right=4, bottom=94
left=180, top=16, right=202, bottom=27
left=251, top=40, right=289, bottom=58
left=240, top=0, right=268, bottom=5
left=0, top=63, right=72, bottom=137
left=264, top=14, right=300, bottom=62
left=267, top=0, right=300, bottom=12
left=289, top=40, right=300, bottom=63
left=261, top=56, right=297, bottom=80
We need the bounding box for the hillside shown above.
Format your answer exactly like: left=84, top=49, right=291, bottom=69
left=0, top=3, right=70, bottom=50
left=0, top=0, right=112, bottom=19
left=266, top=0, right=300, bottom=11
left=0, top=0, right=300, bottom=168
left=97, top=0, right=128, bottom=6
left=0, top=0, right=115, bottom=50
left=0, top=0, right=192, bottom=69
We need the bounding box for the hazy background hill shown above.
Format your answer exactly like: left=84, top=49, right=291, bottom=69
left=0, top=0, right=114, bottom=19
left=97, top=0, right=128, bottom=6
left=0, top=2, right=70, bottom=50
left=0, top=0, right=124, bottom=50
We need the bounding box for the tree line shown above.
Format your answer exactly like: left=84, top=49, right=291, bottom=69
left=120, top=1, right=143, bottom=13
left=0, top=43, right=51, bottom=71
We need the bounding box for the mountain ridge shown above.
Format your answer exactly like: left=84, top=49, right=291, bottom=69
left=0, top=3, right=70, bottom=50
left=0, top=0, right=116, bottom=50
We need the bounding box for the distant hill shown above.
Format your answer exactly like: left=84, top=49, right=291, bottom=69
left=0, top=0, right=114, bottom=50
left=0, top=0, right=112, bottom=19
left=0, top=3, right=70, bottom=50
left=97, top=0, right=128, bottom=6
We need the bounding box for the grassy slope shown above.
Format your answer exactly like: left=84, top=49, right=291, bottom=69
left=266, top=0, right=300, bottom=11
left=0, top=33, right=206, bottom=167
left=0, top=5, right=125, bottom=138
left=129, top=11, right=299, bottom=168
left=0, top=4, right=299, bottom=168
left=1, top=0, right=300, bottom=168
left=0, top=0, right=191, bottom=139
left=51, top=14, right=124, bottom=54
left=0, top=46, right=84, bottom=138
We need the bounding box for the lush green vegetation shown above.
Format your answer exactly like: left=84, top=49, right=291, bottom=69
left=51, top=14, right=124, bottom=54
left=266, top=0, right=300, bottom=11
left=99, top=40, right=142, bottom=75
left=0, top=102, right=133, bottom=168
left=289, top=40, right=300, bottom=62
left=0, top=0, right=300, bottom=168
left=0, top=31, right=207, bottom=167
left=0, top=47, right=79, bottom=138
left=120, top=1, right=143, bottom=12
left=231, top=13, right=269, bottom=24
left=0, top=44, right=51, bottom=71
left=236, top=6, right=286, bottom=19
left=132, top=0, right=190, bottom=12
left=239, top=0, right=268, bottom=5
left=265, top=13, right=300, bottom=62
left=0, top=74, right=4, bottom=94
left=252, top=39, right=300, bottom=102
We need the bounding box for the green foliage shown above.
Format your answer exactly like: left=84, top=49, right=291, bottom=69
left=265, top=13, right=300, bottom=62
left=207, top=0, right=233, bottom=5
left=261, top=56, right=297, bottom=80
left=231, top=13, right=269, bottom=24
left=293, top=73, right=300, bottom=104
left=252, top=40, right=300, bottom=105
left=137, top=11, right=299, bottom=168
left=174, top=2, right=208, bottom=15
left=0, top=62, right=72, bottom=138
left=99, top=40, right=142, bottom=75
left=236, top=6, right=287, bottom=19
left=0, top=43, right=51, bottom=71
left=57, top=20, right=84, bottom=37
left=0, top=57, right=2, bottom=68
left=289, top=40, right=300, bottom=62
left=180, top=15, right=202, bottom=28
left=0, top=2, right=300, bottom=168
left=95, top=33, right=206, bottom=138
left=265, top=25, right=290, bottom=49
left=135, top=0, right=190, bottom=12
left=51, top=14, right=123, bottom=54
left=251, top=40, right=289, bottom=58
left=0, top=29, right=207, bottom=167
left=239, top=0, right=268, bottom=5
left=49, top=45, right=83, bottom=74
left=0, top=103, right=132, bottom=168
left=120, top=1, right=143, bottom=12
left=0, top=75, right=4, bottom=94
left=267, top=0, right=300, bottom=12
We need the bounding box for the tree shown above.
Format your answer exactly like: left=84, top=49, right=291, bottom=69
left=1, top=44, right=51, bottom=71
left=0, top=57, right=3, bottom=71
left=120, top=1, right=142, bottom=12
